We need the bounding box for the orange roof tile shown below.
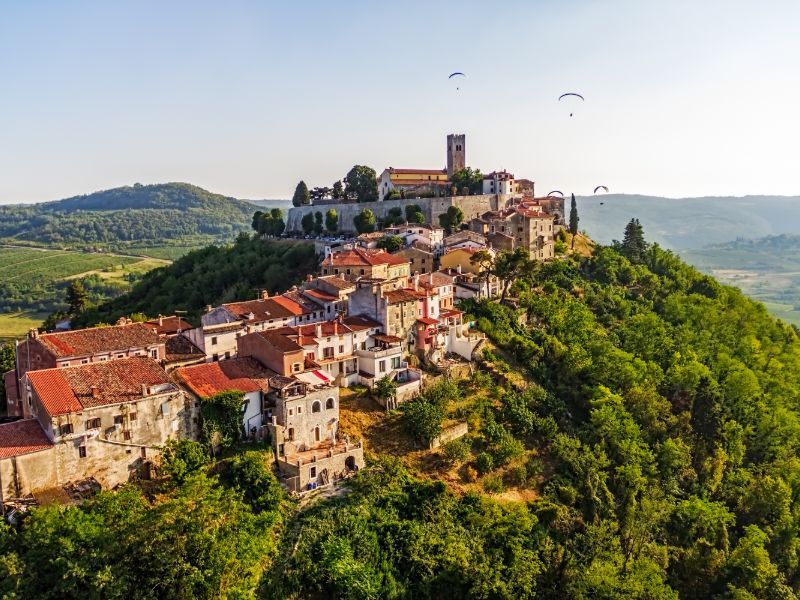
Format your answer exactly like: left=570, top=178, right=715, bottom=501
left=0, top=419, right=52, bottom=459
left=36, top=323, right=161, bottom=358
left=176, top=358, right=271, bottom=398
left=321, top=247, right=409, bottom=268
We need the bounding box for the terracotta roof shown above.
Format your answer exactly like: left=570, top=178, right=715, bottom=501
left=384, top=289, right=421, bottom=304
left=388, top=168, right=447, bottom=176
left=222, top=298, right=297, bottom=323
left=145, top=316, right=193, bottom=337
left=386, top=179, right=449, bottom=187
left=418, top=271, right=453, bottom=289
left=317, top=275, right=355, bottom=290
left=254, top=331, right=304, bottom=353
left=279, top=290, right=322, bottom=315
left=321, top=247, right=409, bottom=268
left=440, top=308, right=463, bottom=319
left=342, top=315, right=382, bottom=331
left=36, top=323, right=162, bottom=358
left=176, top=357, right=272, bottom=398
left=28, top=358, right=175, bottom=416
left=302, top=288, right=338, bottom=303
left=443, top=230, right=487, bottom=246
left=417, top=317, right=439, bottom=326
left=374, top=334, right=403, bottom=344
left=164, top=335, right=206, bottom=363
left=296, top=320, right=353, bottom=337
left=0, top=419, right=53, bottom=459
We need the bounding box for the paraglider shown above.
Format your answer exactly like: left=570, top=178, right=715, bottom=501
left=547, top=190, right=564, bottom=197
left=594, top=185, right=609, bottom=194
left=449, top=72, right=466, bottom=90
left=559, top=92, right=584, bottom=117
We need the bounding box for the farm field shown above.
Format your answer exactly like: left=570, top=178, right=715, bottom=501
left=0, top=246, right=170, bottom=339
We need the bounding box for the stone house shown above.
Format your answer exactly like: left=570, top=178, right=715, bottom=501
left=442, top=230, right=489, bottom=251
left=300, top=275, right=355, bottom=320
left=377, top=168, right=449, bottom=201
left=320, top=247, right=410, bottom=282
left=0, top=419, right=55, bottom=509
left=482, top=170, right=518, bottom=195
left=19, top=357, right=196, bottom=491
left=174, top=357, right=272, bottom=437
left=8, top=323, right=165, bottom=418
left=470, top=205, right=555, bottom=260
left=395, top=243, right=435, bottom=274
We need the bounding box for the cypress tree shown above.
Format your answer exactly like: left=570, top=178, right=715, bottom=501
left=292, top=181, right=310, bottom=207
left=621, top=218, right=647, bottom=263
left=569, top=194, right=579, bottom=249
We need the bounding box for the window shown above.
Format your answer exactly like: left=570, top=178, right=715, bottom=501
left=297, top=406, right=302, bottom=414
left=360, top=342, right=366, bottom=350
left=379, top=360, right=386, bottom=373
left=312, top=401, right=321, bottom=413
left=289, top=408, right=294, bottom=416
left=78, top=446, right=87, bottom=459
left=326, top=397, right=335, bottom=409
left=123, top=431, right=131, bottom=441
left=339, top=345, right=344, bottom=353
left=391, top=357, right=401, bottom=369
left=86, top=418, right=101, bottom=430
left=310, top=466, right=317, bottom=479
left=360, top=269, right=365, bottom=275
left=211, top=336, right=218, bottom=346
left=292, top=362, right=301, bottom=373
left=61, top=361, right=70, bottom=367
left=129, top=412, right=137, bottom=422
left=151, top=349, right=158, bottom=358
left=323, top=347, right=334, bottom=359
left=288, top=428, right=294, bottom=440
left=80, top=359, right=89, bottom=365
left=61, top=423, right=74, bottom=436
left=212, top=353, right=219, bottom=361
left=99, top=356, right=108, bottom=362
left=114, top=415, right=124, bottom=425
left=224, top=351, right=231, bottom=359
left=141, top=447, right=147, bottom=459
left=116, top=353, right=125, bottom=359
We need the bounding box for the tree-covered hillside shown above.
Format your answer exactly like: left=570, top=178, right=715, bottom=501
left=73, top=236, right=319, bottom=327
left=0, top=183, right=257, bottom=248
left=7, top=230, right=800, bottom=598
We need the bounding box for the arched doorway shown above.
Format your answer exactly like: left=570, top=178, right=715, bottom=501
left=345, top=455, right=357, bottom=471
left=314, top=426, right=320, bottom=442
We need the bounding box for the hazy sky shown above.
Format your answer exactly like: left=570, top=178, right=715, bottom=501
left=1, top=0, right=799, bottom=203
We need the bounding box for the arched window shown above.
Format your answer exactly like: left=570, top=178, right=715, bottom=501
left=312, top=401, right=321, bottom=413
left=326, top=397, right=335, bottom=410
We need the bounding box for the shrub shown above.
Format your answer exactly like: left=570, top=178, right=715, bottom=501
left=483, top=474, right=505, bottom=494
left=463, top=466, right=478, bottom=483
left=226, top=451, right=283, bottom=513
left=442, top=438, right=471, bottom=465
left=476, top=452, right=494, bottom=474
left=492, top=434, right=525, bottom=466
left=508, top=464, right=528, bottom=487
left=401, top=398, right=445, bottom=446
left=160, top=439, right=208, bottom=483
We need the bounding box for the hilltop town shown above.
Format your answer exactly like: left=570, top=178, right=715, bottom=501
left=0, top=134, right=567, bottom=506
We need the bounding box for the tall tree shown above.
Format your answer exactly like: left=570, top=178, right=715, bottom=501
left=439, top=206, right=464, bottom=234
left=251, top=210, right=264, bottom=232
left=493, top=248, right=535, bottom=303
left=621, top=218, right=647, bottom=263
left=0, top=343, right=14, bottom=404
left=325, top=209, right=338, bottom=233
left=353, top=208, right=376, bottom=234
left=450, top=167, right=483, bottom=195
left=569, top=193, right=579, bottom=249
left=292, top=181, right=310, bottom=207
left=344, top=165, right=378, bottom=203
left=313, top=212, right=324, bottom=236
left=301, top=212, right=314, bottom=235
left=66, top=280, right=89, bottom=315
left=332, top=180, right=343, bottom=199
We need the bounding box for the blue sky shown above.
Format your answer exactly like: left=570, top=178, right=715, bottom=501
left=1, top=0, right=799, bottom=203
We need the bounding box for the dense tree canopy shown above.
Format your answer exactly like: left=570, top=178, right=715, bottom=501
left=344, top=165, right=379, bottom=203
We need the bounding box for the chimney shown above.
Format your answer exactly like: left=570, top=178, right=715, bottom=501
left=315, top=323, right=322, bottom=338
left=158, top=315, right=164, bottom=326
left=28, top=328, right=39, bottom=340
left=261, top=289, right=269, bottom=300
left=206, top=305, right=213, bottom=313
left=90, top=385, right=99, bottom=398
left=140, top=383, right=148, bottom=396
left=414, top=274, right=419, bottom=290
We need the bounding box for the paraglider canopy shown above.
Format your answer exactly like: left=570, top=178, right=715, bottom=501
left=449, top=72, right=466, bottom=90
left=593, top=185, right=609, bottom=194
left=559, top=92, right=584, bottom=117
left=547, top=190, right=564, bottom=198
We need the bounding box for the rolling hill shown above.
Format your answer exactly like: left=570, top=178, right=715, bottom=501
left=0, top=182, right=258, bottom=250
left=577, top=193, right=800, bottom=249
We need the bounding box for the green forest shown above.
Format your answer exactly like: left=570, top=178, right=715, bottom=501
left=73, top=236, right=319, bottom=327
left=6, top=227, right=800, bottom=598
left=0, top=183, right=256, bottom=250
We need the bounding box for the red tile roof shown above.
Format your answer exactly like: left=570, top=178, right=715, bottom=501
left=295, top=320, right=353, bottom=337
left=36, top=323, right=162, bottom=358
left=321, top=248, right=409, bottom=268
left=145, top=316, right=193, bottom=336
left=222, top=298, right=297, bottom=323
left=28, top=358, right=175, bottom=416
left=417, top=317, right=439, bottom=326
left=302, top=288, right=338, bottom=303
left=254, top=331, right=304, bottom=353
left=0, top=419, right=53, bottom=459
left=388, top=168, right=447, bottom=176
left=385, top=289, right=421, bottom=304
left=176, top=357, right=271, bottom=398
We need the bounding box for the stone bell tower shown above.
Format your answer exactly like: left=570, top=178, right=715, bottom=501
left=446, top=134, right=465, bottom=177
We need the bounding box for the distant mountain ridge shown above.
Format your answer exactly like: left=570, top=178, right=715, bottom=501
left=0, top=182, right=259, bottom=248
left=577, top=193, right=800, bottom=249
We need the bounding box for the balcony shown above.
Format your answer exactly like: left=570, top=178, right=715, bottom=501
left=355, top=345, right=402, bottom=360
